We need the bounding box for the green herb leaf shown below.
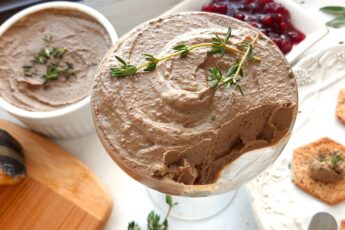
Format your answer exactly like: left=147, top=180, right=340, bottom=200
left=115, top=56, right=128, bottom=66
left=224, top=27, right=232, bottom=43
left=128, top=221, right=141, bottom=230
left=143, top=62, right=157, bottom=72
left=51, top=47, right=67, bottom=58
left=143, top=54, right=159, bottom=72
left=128, top=194, right=177, bottom=230
left=319, top=155, right=326, bottom=162
left=59, top=62, right=75, bottom=79
left=32, top=50, right=48, bottom=64
left=320, top=6, right=345, bottom=15
left=147, top=211, right=161, bottom=230
left=210, top=34, right=225, bottom=56
left=210, top=28, right=232, bottom=57
left=208, top=67, right=223, bottom=87
left=209, top=46, right=222, bottom=55
left=326, top=16, right=345, bottom=28
left=143, top=54, right=156, bottom=62
left=226, top=62, right=239, bottom=77
left=111, top=56, right=138, bottom=77
left=165, top=195, right=173, bottom=207
left=22, top=65, right=32, bottom=77
left=110, top=65, right=138, bottom=77
left=162, top=219, right=168, bottom=230
left=42, top=35, right=53, bottom=43
left=236, top=84, right=244, bottom=96
left=173, top=44, right=190, bottom=57
left=331, top=151, right=344, bottom=167
left=207, top=60, right=245, bottom=95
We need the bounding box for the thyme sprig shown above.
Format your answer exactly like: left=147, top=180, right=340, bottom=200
left=22, top=35, right=75, bottom=84
left=207, top=33, right=259, bottom=95
left=110, top=27, right=260, bottom=94
left=128, top=195, right=178, bottom=230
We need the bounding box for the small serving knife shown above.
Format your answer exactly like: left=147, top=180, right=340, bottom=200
left=308, top=212, right=337, bottom=230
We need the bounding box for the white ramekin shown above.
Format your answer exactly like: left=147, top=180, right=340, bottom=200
left=0, top=1, right=117, bottom=139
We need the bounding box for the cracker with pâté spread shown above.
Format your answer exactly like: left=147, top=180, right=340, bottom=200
left=292, top=137, right=345, bottom=205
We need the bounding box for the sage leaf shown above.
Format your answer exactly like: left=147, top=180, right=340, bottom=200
left=326, top=16, right=345, bottom=28
left=320, top=6, right=345, bottom=15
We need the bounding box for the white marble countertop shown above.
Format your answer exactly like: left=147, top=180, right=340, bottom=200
left=1, top=0, right=344, bottom=229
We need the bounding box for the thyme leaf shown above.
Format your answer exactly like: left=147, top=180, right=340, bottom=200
left=143, top=54, right=159, bottom=72
left=209, top=27, right=232, bottom=56
left=127, top=195, right=177, bottom=230
left=42, top=35, right=53, bottom=43
left=173, top=44, right=190, bottom=57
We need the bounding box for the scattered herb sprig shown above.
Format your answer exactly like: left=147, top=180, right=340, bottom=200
left=110, top=27, right=260, bottom=94
left=318, top=150, right=344, bottom=168
left=22, top=35, right=75, bottom=85
left=128, top=195, right=178, bottom=230
left=331, top=150, right=344, bottom=168
left=320, top=6, right=345, bottom=28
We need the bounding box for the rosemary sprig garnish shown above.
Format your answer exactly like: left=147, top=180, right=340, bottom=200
left=128, top=195, right=178, bottom=230
left=110, top=27, right=260, bottom=94
left=22, top=35, right=75, bottom=84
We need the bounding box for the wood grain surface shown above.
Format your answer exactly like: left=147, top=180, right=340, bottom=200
left=0, top=120, right=112, bottom=230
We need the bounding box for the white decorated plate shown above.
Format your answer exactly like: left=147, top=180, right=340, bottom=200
left=246, top=45, right=345, bottom=230
left=163, top=0, right=329, bottom=64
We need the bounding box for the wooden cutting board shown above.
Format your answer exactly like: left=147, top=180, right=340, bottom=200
left=0, top=120, right=112, bottom=230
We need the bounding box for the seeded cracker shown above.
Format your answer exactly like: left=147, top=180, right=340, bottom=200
left=336, top=89, right=345, bottom=125
left=292, top=137, right=345, bottom=205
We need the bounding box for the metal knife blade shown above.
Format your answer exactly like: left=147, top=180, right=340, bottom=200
left=308, top=212, right=337, bottom=230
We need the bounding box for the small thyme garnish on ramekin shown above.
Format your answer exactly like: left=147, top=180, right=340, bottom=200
left=22, top=35, right=75, bottom=85
left=110, top=27, right=260, bottom=94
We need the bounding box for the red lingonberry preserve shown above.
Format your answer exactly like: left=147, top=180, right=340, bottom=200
left=201, top=3, right=228, bottom=14
left=201, top=0, right=305, bottom=54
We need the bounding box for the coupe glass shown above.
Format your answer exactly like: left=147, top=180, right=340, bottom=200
left=146, top=135, right=291, bottom=220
